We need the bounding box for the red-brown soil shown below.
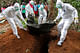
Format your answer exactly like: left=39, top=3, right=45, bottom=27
left=49, top=30, right=80, bottom=53
left=0, top=21, right=80, bottom=53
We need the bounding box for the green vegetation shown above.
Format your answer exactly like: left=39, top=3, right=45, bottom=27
left=21, top=20, right=27, bottom=28
left=21, top=17, right=38, bottom=28
left=71, top=1, right=80, bottom=18
left=0, top=30, right=6, bottom=34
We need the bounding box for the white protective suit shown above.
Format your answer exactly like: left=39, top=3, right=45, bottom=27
left=1, top=3, right=27, bottom=39
left=25, top=1, right=35, bottom=18
left=38, top=5, right=47, bottom=24
left=54, top=0, right=79, bottom=46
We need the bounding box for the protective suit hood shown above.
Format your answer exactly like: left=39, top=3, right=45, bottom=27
left=14, top=3, right=20, bottom=11
left=29, top=0, right=34, bottom=5
left=39, top=5, right=44, bottom=11
left=56, top=0, right=64, bottom=8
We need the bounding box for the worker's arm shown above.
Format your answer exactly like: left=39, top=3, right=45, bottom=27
left=54, top=9, right=62, bottom=22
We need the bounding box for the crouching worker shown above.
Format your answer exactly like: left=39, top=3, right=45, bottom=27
left=38, top=4, right=47, bottom=24
left=54, top=0, right=79, bottom=46
left=0, top=3, right=27, bottom=39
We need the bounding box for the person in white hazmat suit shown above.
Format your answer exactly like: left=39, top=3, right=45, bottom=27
left=25, top=0, right=35, bottom=18
left=38, top=5, right=47, bottom=24
left=54, top=0, right=79, bottom=46
left=0, top=3, right=27, bottom=39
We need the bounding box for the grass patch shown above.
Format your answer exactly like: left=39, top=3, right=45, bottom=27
left=21, top=17, right=38, bottom=28
left=21, top=18, right=27, bottom=28
left=0, top=30, right=6, bottom=34
left=34, top=17, right=38, bottom=24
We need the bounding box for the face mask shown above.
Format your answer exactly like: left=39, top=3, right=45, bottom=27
left=31, top=2, right=34, bottom=5
left=15, top=7, right=19, bottom=11
left=40, top=5, right=44, bottom=11
left=56, top=4, right=62, bottom=9
left=41, top=8, right=43, bottom=11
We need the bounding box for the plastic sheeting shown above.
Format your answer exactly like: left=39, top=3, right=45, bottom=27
left=27, top=14, right=56, bottom=34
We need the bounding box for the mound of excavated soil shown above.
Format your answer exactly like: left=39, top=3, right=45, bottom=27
left=49, top=30, right=80, bottom=53
left=0, top=28, right=38, bottom=53
left=0, top=21, right=80, bottom=53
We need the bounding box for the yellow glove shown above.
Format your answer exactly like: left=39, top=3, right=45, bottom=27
left=53, top=19, right=57, bottom=22
left=74, top=17, right=79, bottom=24
left=75, top=17, right=78, bottom=20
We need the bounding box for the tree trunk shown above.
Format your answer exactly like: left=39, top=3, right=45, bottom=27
left=47, top=0, right=55, bottom=22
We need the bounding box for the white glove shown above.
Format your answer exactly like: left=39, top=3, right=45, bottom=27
left=24, top=21, right=27, bottom=25
left=29, top=12, right=35, bottom=17
left=53, top=19, right=57, bottom=22
left=74, top=17, right=79, bottom=24
left=32, top=13, right=35, bottom=17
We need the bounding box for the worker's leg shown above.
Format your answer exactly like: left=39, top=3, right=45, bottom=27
left=38, top=15, right=43, bottom=24
left=6, top=18, right=20, bottom=39
left=42, top=16, right=47, bottom=23
left=25, top=11, right=28, bottom=18
left=57, top=19, right=64, bottom=37
left=57, top=19, right=73, bottom=46
left=14, top=16, right=27, bottom=31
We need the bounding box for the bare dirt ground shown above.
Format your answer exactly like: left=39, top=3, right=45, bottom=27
left=49, top=30, right=80, bottom=53
left=0, top=21, right=80, bottom=53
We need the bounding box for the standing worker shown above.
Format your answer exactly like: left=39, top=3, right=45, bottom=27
left=33, top=2, right=38, bottom=17
left=38, top=4, right=47, bottom=24
left=21, top=2, right=26, bottom=18
left=54, top=0, right=79, bottom=46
